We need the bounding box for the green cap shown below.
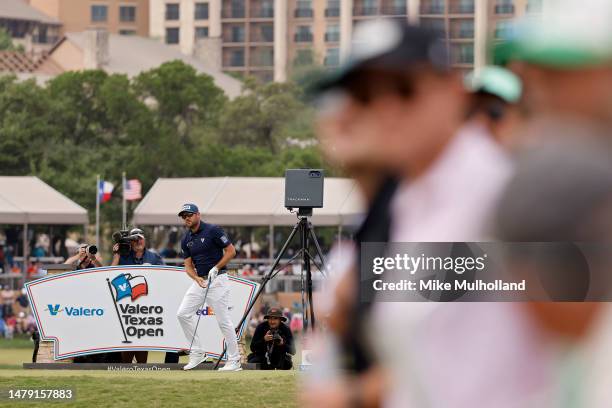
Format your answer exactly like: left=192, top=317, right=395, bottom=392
left=465, top=66, right=522, bottom=103
left=494, top=0, right=612, bottom=68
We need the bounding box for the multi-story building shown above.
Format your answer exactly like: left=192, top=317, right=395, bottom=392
left=28, top=0, right=149, bottom=37
left=0, top=0, right=61, bottom=53
left=150, top=0, right=545, bottom=82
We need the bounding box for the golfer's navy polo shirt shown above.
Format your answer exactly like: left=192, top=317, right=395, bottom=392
left=181, top=221, right=231, bottom=277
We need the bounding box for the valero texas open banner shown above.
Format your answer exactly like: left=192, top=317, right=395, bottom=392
left=25, top=266, right=259, bottom=360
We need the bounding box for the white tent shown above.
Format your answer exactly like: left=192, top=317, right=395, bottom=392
left=133, top=177, right=365, bottom=227
left=0, top=176, right=88, bottom=276
left=0, top=177, right=88, bottom=224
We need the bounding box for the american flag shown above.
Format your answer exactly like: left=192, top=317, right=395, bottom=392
left=123, top=179, right=142, bottom=201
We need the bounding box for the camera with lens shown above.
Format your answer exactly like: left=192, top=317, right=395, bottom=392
left=112, top=229, right=133, bottom=257
left=85, top=245, right=97, bottom=255
left=270, top=329, right=282, bottom=345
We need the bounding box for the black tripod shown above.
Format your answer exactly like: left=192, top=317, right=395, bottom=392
left=213, top=208, right=327, bottom=369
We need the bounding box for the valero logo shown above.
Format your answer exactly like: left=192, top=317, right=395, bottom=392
left=44, top=304, right=104, bottom=317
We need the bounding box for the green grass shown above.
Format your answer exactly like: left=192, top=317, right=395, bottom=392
left=0, top=370, right=297, bottom=407
left=0, top=347, right=300, bottom=407
left=0, top=336, right=33, bottom=349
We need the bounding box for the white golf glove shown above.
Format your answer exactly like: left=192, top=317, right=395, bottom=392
left=208, top=266, right=219, bottom=281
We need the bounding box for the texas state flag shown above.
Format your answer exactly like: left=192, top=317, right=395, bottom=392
left=98, top=180, right=114, bottom=203
left=111, top=274, right=148, bottom=301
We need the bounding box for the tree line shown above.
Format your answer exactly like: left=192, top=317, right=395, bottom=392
left=0, top=60, right=333, bottom=228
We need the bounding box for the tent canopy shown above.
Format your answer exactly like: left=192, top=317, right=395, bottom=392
left=133, top=177, right=365, bottom=226
left=0, top=176, right=88, bottom=224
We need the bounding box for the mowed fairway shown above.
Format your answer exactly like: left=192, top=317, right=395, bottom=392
left=0, top=342, right=298, bottom=408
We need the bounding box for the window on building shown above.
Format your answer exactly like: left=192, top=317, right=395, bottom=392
left=452, top=19, right=473, bottom=38
left=454, top=0, right=474, bottom=13
left=295, top=0, right=313, bottom=17
left=453, top=43, right=473, bottom=63
left=294, top=49, right=314, bottom=66
left=261, top=0, right=274, bottom=17
left=165, top=4, right=180, bottom=20
left=230, top=49, right=245, bottom=66
left=260, top=25, right=274, bottom=42
left=325, top=48, right=340, bottom=66
left=195, top=3, right=209, bottom=20
left=295, top=26, right=313, bottom=42
left=325, top=0, right=340, bottom=17
left=325, top=24, right=340, bottom=42
left=166, top=27, right=180, bottom=44
left=230, top=0, right=246, bottom=18
left=119, top=30, right=137, bottom=36
left=231, top=25, right=245, bottom=42
left=195, top=27, right=209, bottom=38
left=495, top=0, right=514, bottom=14
left=91, top=5, right=108, bottom=22
left=256, top=48, right=273, bottom=66
left=494, top=20, right=511, bottom=39
left=120, top=6, right=136, bottom=22
left=421, top=0, right=445, bottom=14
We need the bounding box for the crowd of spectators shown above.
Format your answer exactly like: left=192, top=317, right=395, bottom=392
left=0, top=285, right=36, bottom=339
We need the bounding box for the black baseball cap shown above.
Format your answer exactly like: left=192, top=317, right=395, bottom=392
left=178, top=203, right=199, bottom=217
left=313, top=19, right=449, bottom=93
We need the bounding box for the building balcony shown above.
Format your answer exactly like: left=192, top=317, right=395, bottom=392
left=353, top=7, right=378, bottom=16
left=325, top=32, right=340, bottom=42
left=294, top=33, right=313, bottom=42
left=494, top=4, right=514, bottom=14
left=294, top=8, right=314, bottom=18
left=448, top=1, right=475, bottom=14
left=222, top=8, right=246, bottom=18
left=380, top=6, right=407, bottom=15
left=250, top=8, right=274, bottom=18
left=325, top=8, right=340, bottom=17
left=420, top=6, right=445, bottom=14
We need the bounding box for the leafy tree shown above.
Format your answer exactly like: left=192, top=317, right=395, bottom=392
left=0, top=28, right=20, bottom=51
left=0, top=59, right=333, bottom=233
left=216, top=79, right=315, bottom=152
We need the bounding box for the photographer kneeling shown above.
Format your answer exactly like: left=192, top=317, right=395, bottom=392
left=247, top=308, right=295, bottom=370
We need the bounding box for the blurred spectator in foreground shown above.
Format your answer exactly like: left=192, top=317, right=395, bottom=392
left=496, top=0, right=612, bottom=146
left=464, top=66, right=525, bottom=148
left=399, top=138, right=612, bottom=406
left=304, top=18, right=511, bottom=408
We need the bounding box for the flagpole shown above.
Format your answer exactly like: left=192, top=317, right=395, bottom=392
left=122, top=171, right=127, bottom=230
left=96, top=174, right=100, bottom=247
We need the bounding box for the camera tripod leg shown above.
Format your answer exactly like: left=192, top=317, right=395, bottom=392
left=300, top=219, right=309, bottom=331
left=308, top=223, right=328, bottom=277
left=213, top=220, right=302, bottom=370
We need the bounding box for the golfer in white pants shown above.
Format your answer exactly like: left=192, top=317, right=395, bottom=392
left=176, top=203, right=241, bottom=371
